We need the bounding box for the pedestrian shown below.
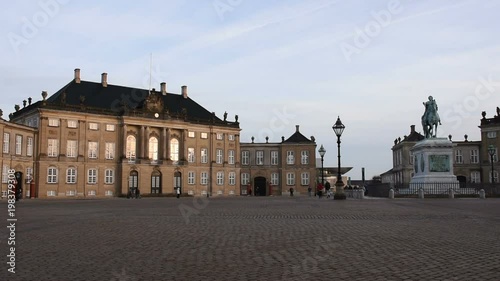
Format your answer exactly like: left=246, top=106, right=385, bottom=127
left=289, top=187, right=294, bottom=196
left=325, top=181, right=331, bottom=198
left=317, top=182, right=324, bottom=198
left=176, top=187, right=180, bottom=198
left=307, top=186, right=312, bottom=197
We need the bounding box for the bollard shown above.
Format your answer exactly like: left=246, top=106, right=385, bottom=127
left=389, top=189, right=394, bottom=199
left=479, top=189, right=486, bottom=199
left=418, top=188, right=425, bottom=199
left=448, top=188, right=454, bottom=199
left=359, top=190, right=364, bottom=199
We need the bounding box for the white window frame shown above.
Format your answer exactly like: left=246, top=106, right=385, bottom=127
left=216, top=171, right=224, bottom=185
left=301, top=172, right=309, bottom=185
left=287, top=151, right=294, bottom=165
left=105, top=169, right=114, bottom=184
left=228, top=150, right=235, bottom=164
left=301, top=150, right=309, bottom=164
left=47, top=167, right=58, bottom=183
left=188, top=131, right=195, bottom=138
left=489, top=170, right=499, bottom=183
left=48, top=139, right=58, bottom=157
left=201, top=132, right=208, bottom=139
left=2, top=165, right=9, bottom=183
left=188, top=171, right=195, bottom=185
left=88, top=141, right=98, bottom=159
left=455, top=149, right=463, bottom=164
left=170, top=139, right=179, bottom=163
left=228, top=134, right=235, bottom=141
left=470, top=171, right=480, bottom=183
left=27, top=137, right=33, bottom=156
left=67, top=140, right=77, bottom=158
left=241, top=173, right=250, bottom=185
left=188, top=148, right=195, bottom=163
left=242, top=151, right=249, bottom=165
left=26, top=167, right=33, bottom=183
left=216, top=133, right=223, bottom=140
left=271, top=173, right=279, bottom=185
left=106, top=124, right=115, bottom=131
left=48, top=118, right=60, bottom=127
left=89, top=122, right=99, bottom=130
left=3, top=133, right=9, bottom=153
left=216, top=149, right=223, bottom=164
left=470, top=149, right=479, bottom=164
left=126, top=135, right=136, bottom=160
left=201, top=148, right=208, bottom=163
left=148, top=137, right=158, bottom=162
left=286, top=172, right=295, bottom=185
left=256, top=151, right=264, bottom=165
left=66, top=168, right=77, bottom=184
left=201, top=172, right=208, bottom=185
left=271, top=151, right=278, bottom=165
left=228, top=172, right=236, bottom=185
left=87, top=169, right=97, bottom=184
left=15, top=135, right=22, bottom=155
left=67, top=120, right=78, bottom=128
left=106, top=142, right=115, bottom=160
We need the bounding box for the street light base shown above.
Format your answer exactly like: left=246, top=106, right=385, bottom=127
left=334, top=193, right=346, bottom=200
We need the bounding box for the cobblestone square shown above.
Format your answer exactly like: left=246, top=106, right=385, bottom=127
left=1, top=197, right=499, bottom=281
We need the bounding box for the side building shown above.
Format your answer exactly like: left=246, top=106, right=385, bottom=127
left=9, top=69, right=241, bottom=198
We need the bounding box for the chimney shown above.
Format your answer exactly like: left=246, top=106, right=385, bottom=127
left=160, top=82, right=167, bottom=95
left=410, top=125, right=415, bottom=133
left=74, top=68, right=81, bottom=83
left=295, top=125, right=300, bottom=132
left=101, top=73, right=108, bottom=87
left=181, top=85, right=188, bottom=99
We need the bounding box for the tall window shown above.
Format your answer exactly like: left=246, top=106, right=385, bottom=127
left=301, top=172, right=309, bottom=185
left=88, top=142, right=98, bottom=159
left=188, top=171, right=195, bottom=185
left=228, top=150, right=235, bottom=164
left=490, top=171, right=499, bottom=183
left=256, top=151, right=264, bottom=165
left=105, top=169, right=114, bottom=184
left=87, top=169, right=97, bottom=184
left=301, top=150, right=309, bottom=164
left=287, top=151, right=294, bottom=165
left=27, top=137, right=33, bottom=156
left=66, top=168, right=77, bottom=184
left=48, top=139, right=58, bottom=157
left=200, top=172, right=208, bottom=185
left=271, top=151, right=278, bottom=165
left=470, top=149, right=479, bottom=164
left=228, top=172, right=236, bottom=185
left=216, top=149, right=223, bottom=164
left=3, top=133, right=9, bottom=153
left=47, top=167, right=58, bottom=183
left=148, top=137, right=158, bottom=162
left=170, top=139, right=179, bottom=162
left=201, top=148, right=208, bottom=163
left=216, top=171, right=224, bottom=185
left=67, top=140, right=77, bottom=158
left=471, top=171, right=480, bottom=183
left=105, top=142, right=115, bottom=160
left=26, top=167, right=33, bottom=183
left=15, top=135, right=22, bottom=155
left=188, top=148, right=195, bottom=163
left=455, top=149, right=463, bottom=164
left=242, top=151, right=249, bottom=165
left=286, top=172, right=295, bottom=185
left=241, top=173, right=249, bottom=185
left=271, top=173, right=279, bottom=185
left=2, top=165, right=9, bottom=183
left=126, top=135, right=136, bottom=160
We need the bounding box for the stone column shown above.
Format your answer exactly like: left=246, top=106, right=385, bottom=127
left=139, top=126, right=145, bottom=159
left=182, top=129, right=188, bottom=162
left=122, top=124, right=127, bottom=158
left=166, top=128, right=171, bottom=160
left=144, top=126, right=150, bottom=159
left=162, top=127, right=167, bottom=160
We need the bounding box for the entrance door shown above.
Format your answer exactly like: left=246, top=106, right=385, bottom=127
left=254, top=176, right=267, bottom=196
left=174, top=171, right=182, bottom=193
left=14, top=171, right=23, bottom=200
left=151, top=171, right=162, bottom=194
left=129, top=171, right=138, bottom=190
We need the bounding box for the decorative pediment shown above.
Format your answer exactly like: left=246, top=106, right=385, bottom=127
left=145, top=91, right=164, bottom=112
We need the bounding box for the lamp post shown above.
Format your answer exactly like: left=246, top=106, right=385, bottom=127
left=332, top=116, right=346, bottom=200
left=319, top=144, right=326, bottom=187
left=488, top=145, right=496, bottom=184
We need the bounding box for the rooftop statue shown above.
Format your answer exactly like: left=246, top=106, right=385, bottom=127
left=421, top=96, right=441, bottom=138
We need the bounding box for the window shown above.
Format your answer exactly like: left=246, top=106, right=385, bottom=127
left=228, top=134, right=235, bottom=141
left=287, top=151, right=294, bottom=165
left=216, top=172, right=224, bottom=185
left=87, top=169, right=97, bottom=184
left=490, top=147, right=498, bottom=163
left=26, top=167, right=33, bottom=183
left=216, top=133, right=223, bottom=140
left=88, top=142, right=98, bottom=159
left=301, top=150, right=309, bottom=164
left=48, top=139, right=58, bottom=157
left=106, top=124, right=115, bottom=131
left=66, top=168, right=77, bottom=184
left=126, top=135, right=136, bottom=160
left=201, top=172, right=208, bottom=185
left=487, top=131, right=497, bottom=138
left=256, top=151, right=264, bottom=165
left=148, top=137, right=158, bottom=162
left=470, top=149, right=479, bottom=164
left=48, top=118, right=60, bottom=127
left=201, top=132, right=208, bottom=139
left=286, top=173, right=295, bottom=185
left=271, top=173, right=279, bottom=185
left=241, top=173, right=249, bottom=185
left=188, top=131, right=195, bottom=138
left=15, top=135, right=22, bottom=155
left=89, top=123, right=99, bottom=130
left=228, top=172, right=236, bottom=185
left=3, top=133, right=9, bottom=153
left=67, top=140, right=77, bottom=158
left=409, top=151, right=413, bottom=165
left=105, top=169, right=114, bottom=184
left=471, top=171, right=480, bottom=183
left=455, top=149, right=463, bottom=164
left=201, top=148, right=208, bottom=163
left=106, top=142, right=115, bottom=160
left=216, top=149, right=223, bottom=164
left=188, top=171, right=195, bottom=185
left=301, top=172, right=310, bottom=185
left=67, top=120, right=78, bottom=128
left=490, top=171, right=499, bottom=183
left=2, top=165, right=9, bottom=183
left=228, top=150, right=235, bottom=164
left=188, top=148, right=195, bottom=163
left=242, top=151, right=249, bottom=165
left=27, top=137, right=33, bottom=156
left=271, top=151, right=278, bottom=165
left=47, top=167, right=58, bottom=183
left=170, top=139, right=179, bottom=162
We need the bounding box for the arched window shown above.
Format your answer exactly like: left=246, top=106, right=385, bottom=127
left=170, top=139, right=179, bottom=163
left=126, top=135, right=136, bottom=160
left=149, top=137, right=158, bottom=162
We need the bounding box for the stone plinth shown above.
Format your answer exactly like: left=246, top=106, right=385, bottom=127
left=410, top=138, right=459, bottom=184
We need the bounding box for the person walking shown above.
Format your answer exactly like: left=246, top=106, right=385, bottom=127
left=176, top=187, right=180, bottom=198
left=307, top=186, right=312, bottom=197
left=317, top=182, right=324, bottom=198
left=325, top=181, right=331, bottom=198
left=289, top=187, right=294, bottom=197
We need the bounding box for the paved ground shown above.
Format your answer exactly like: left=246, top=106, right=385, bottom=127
left=1, top=196, right=499, bottom=281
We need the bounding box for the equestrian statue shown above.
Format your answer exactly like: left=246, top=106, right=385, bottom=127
left=421, top=96, right=441, bottom=138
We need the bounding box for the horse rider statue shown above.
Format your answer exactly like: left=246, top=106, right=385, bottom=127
left=421, top=96, right=442, bottom=138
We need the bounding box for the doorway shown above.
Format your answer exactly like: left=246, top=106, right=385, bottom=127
left=151, top=170, right=162, bottom=194
left=254, top=176, right=267, bottom=196
left=174, top=171, right=182, bottom=193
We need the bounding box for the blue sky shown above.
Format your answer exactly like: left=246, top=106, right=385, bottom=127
left=2, top=0, right=500, bottom=180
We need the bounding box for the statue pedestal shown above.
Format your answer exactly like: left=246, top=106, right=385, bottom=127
left=410, top=138, right=458, bottom=188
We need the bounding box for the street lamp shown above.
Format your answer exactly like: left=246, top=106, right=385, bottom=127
left=488, top=145, right=496, bottom=184
left=332, top=116, right=346, bottom=200
left=319, top=144, right=326, bottom=187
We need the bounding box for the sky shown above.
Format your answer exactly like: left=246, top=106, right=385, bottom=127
left=1, top=0, right=500, bottom=180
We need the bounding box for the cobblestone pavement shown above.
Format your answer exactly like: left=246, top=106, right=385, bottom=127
left=1, top=196, right=499, bottom=281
